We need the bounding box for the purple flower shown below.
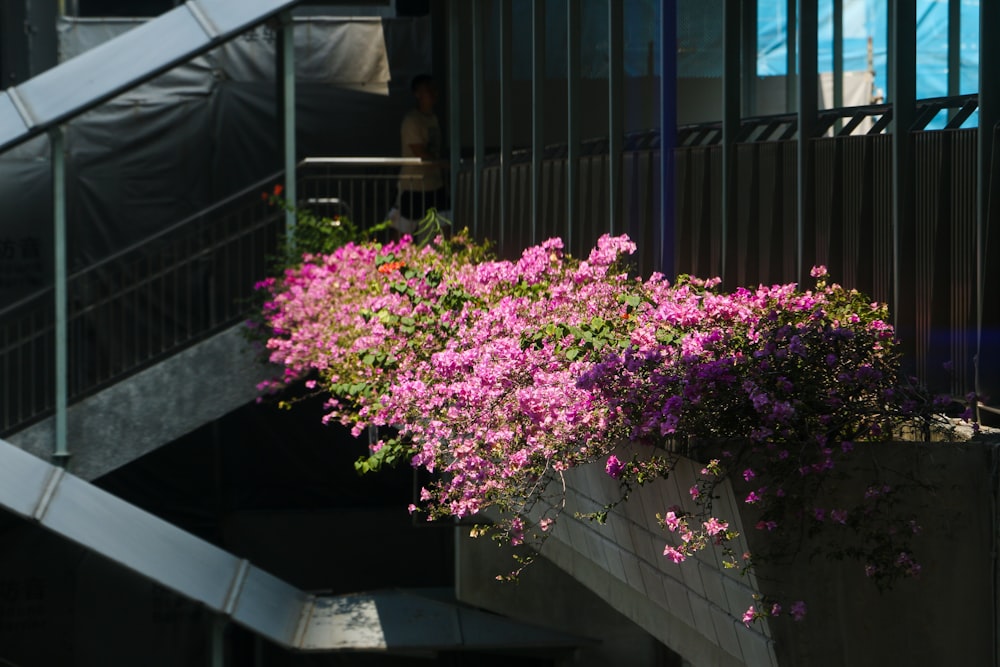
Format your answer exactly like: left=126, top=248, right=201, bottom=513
left=605, top=455, right=626, bottom=479
left=790, top=601, right=807, bottom=621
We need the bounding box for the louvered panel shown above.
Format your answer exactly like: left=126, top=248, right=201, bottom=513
left=780, top=141, right=799, bottom=284
left=624, top=150, right=660, bottom=276
left=734, top=143, right=759, bottom=287
left=755, top=142, right=783, bottom=286
left=869, top=136, right=894, bottom=307
left=813, top=139, right=837, bottom=272
left=674, top=149, right=693, bottom=276
left=913, top=132, right=944, bottom=383
left=948, top=129, right=978, bottom=397
left=540, top=159, right=565, bottom=244
left=509, top=163, right=532, bottom=252
left=643, top=151, right=663, bottom=276
left=836, top=136, right=869, bottom=291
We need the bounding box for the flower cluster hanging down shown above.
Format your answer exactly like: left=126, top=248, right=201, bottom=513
left=256, top=231, right=958, bottom=624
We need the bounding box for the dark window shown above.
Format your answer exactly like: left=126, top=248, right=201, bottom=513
left=77, top=0, right=177, bottom=17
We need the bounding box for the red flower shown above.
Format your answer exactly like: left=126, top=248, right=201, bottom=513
left=273, top=183, right=284, bottom=197
left=377, top=261, right=406, bottom=275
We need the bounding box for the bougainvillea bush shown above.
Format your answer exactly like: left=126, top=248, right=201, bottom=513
left=256, top=231, right=963, bottom=625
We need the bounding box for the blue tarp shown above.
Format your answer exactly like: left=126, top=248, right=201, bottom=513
left=757, top=0, right=980, bottom=101
left=507, top=0, right=981, bottom=127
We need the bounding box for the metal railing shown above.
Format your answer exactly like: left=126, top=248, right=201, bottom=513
left=0, top=157, right=443, bottom=438
left=297, top=157, right=445, bottom=232
left=677, top=93, right=980, bottom=146
left=0, top=172, right=286, bottom=436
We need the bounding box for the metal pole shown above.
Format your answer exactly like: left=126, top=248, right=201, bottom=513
left=786, top=0, right=797, bottom=112
left=889, top=0, right=915, bottom=331
left=500, top=0, right=512, bottom=251
left=449, top=0, right=461, bottom=220
left=51, top=126, right=69, bottom=468
left=741, top=0, right=758, bottom=117
left=211, top=616, right=225, bottom=667
left=977, top=0, right=1000, bottom=414
left=722, top=0, right=740, bottom=284
left=281, top=11, right=296, bottom=247
left=472, top=0, right=485, bottom=239
left=797, top=0, right=818, bottom=283
left=948, top=0, right=960, bottom=117
left=833, top=0, right=843, bottom=126
left=608, top=0, right=623, bottom=234
left=566, top=0, right=580, bottom=252
left=531, top=0, right=545, bottom=245
left=659, top=0, right=677, bottom=277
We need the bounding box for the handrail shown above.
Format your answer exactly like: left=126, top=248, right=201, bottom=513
left=676, top=93, right=980, bottom=145
left=299, top=156, right=450, bottom=168
left=0, top=170, right=284, bottom=320
left=0, top=158, right=442, bottom=436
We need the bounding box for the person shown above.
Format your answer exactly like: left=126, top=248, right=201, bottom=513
left=397, top=74, right=447, bottom=227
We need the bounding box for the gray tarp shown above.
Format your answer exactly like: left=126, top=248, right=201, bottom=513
left=0, top=14, right=430, bottom=306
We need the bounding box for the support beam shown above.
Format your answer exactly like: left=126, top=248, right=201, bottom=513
left=978, top=0, right=1000, bottom=413
left=566, top=0, right=580, bottom=252
left=499, top=0, right=512, bottom=251
left=722, top=0, right=741, bottom=284
left=531, top=0, right=545, bottom=245
left=279, top=12, right=296, bottom=247
left=741, top=0, right=757, bottom=117
left=659, top=1, right=677, bottom=277
left=786, top=0, right=796, bottom=111
left=833, top=0, right=843, bottom=110
left=889, top=0, right=915, bottom=332
left=948, top=0, right=960, bottom=113
left=211, top=616, right=226, bottom=667
left=472, top=0, right=485, bottom=239
left=797, top=0, right=818, bottom=283
left=608, top=0, right=623, bottom=234
left=449, top=0, right=461, bottom=217
left=51, top=126, right=69, bottom=468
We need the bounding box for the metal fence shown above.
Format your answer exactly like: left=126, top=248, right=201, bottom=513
left=457, top=98, right=995, bottom=402
left=3, top=124, right=996, bottom=436
left=0, top=158, right=448, bottom=437
left=297, top=157, right=441, bottom=233
left=0, top=174, right=285, bottom=436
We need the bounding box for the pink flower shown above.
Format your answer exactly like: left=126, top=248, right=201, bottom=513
left=810, top=265, right=828, bottom=278
left=702, top=517, right=729, bottom=536
left=742, top=605, right=756, bottom=627
left=689, top=485, right=701, bottom=500
left=663, top=545, right=687, bottom=563
left=663, top=511, right=681, bottom=532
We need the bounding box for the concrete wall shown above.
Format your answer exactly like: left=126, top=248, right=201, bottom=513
left=6, top=324, right=272, bottom=480
left=457, top=441, right=1000, bottom=667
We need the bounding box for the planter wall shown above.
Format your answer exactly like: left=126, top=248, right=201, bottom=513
left=457, top=440, right=1000, bottom=667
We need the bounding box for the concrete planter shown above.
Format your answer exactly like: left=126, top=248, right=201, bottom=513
left=458, top=440, right=1000, bottom=667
